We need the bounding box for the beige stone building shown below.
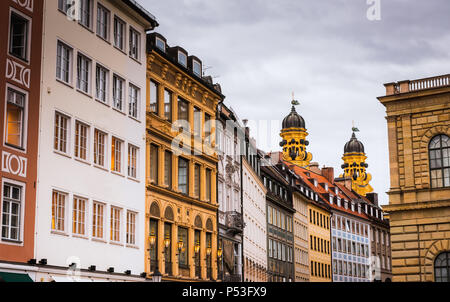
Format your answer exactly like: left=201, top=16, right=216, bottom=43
left=378, top=74, right=450, bottom=282
left=292, top=191, right=310, bottom=282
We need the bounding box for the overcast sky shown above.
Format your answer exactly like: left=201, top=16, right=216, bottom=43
left=142, top=0, right=450, bottom=205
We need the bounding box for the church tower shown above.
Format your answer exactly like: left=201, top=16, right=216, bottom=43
left=340, top=130, right=374, bottom=196
left=279, top=102, right=313, bottom=168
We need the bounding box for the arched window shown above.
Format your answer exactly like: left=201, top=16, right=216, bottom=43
left=429, top=135, right=450, bottom=188
left=434, top=252, right=450, bottom=282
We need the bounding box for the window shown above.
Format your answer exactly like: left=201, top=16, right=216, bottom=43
left=92, top=202, right=104, bottom=239
left=149, top=80, right=159, bottom=115
left=79, top=0, right=92, bottom=29
left=178, top=157, right=189, bottom=194
left=178, top=227, right=188, bottom=268
left=54, top=112, right=69, bottom=154
left=113, top=75, right=124, bottom=111
left=150, top=144, right=158, bottom=184
left=113, top=16, right=125, bottom=51
left=193, top=107, right=201, bottom=137
left=5, top=88, right=25, bottom=149
left=96, top=4, right=109, bottom=40
left=110, top=207, right=121, bottom=242
left=178, top=51, right=187, bottom=67
left=126, top=211, right=136, bottom=245
left=177, top=97, right=189, bottom=122
left=58, top=0, right=71, bottom=14
left=193, top=60, right=201, bottom=77
left=72, top=197, right=87, bottom=235
left=204, top=113, right=212, bottom=144
left=95, top=64, right=109, bottom=103
left=1, top=183, right=22, bottom=241
left=52, top=191, right=66, bottom=232
left=194, top=164, right=200, bottom=198
left=74, top=121, right=89, bottom=160
left=9, top=12, right=29, bottom=61
left=129, top=27, right=140, bottom=60
left=206, top=168, right=212, bottom=202
left=429, top=135, right=450, bottom=188
left=94, top=129, right=106, bottom=167
left=128, top=144, right=138, bottom=178
left=77, top=53, right=91, bottom=93
left=111, top=137, right=123, bottom=173
left=56, top=41, right=72, bottom=84
left=155, top=37, right=165, bottom=52
left=164, top=89, right=172, bottom=122
left=129, top=84, right=140, bottom=119
left=164, top=151, right=172, bottom=188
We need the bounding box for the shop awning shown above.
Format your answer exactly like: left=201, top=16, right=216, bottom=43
left=0, top=272, right=33, bottom=282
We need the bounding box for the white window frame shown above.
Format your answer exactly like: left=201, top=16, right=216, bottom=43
left=78, top=0, right=93, bottom=30
left=155, top=37, right=165, bottom=52
left=76, top=52, right=92, bottom=94
left=129, top=26, right=140, bottom=61
left=92, top=201, right=105, bottom=239
left=128, top=84, right=140, bottom=120
left=112, top=74, right=125, bottom=112
left=95, top=63, right=109, bottom=104
left=51, top=190, right=68, bottom=234
left=74, top=120, right=90, bottom=161
left=54, top=111, right=71, bottom=156
left=4, top=84, right=28, bottom=152
left=56, top=40, right=73, bottom=85
left=111, top=136, right=123, bottom=174
left=96, top=3, right=110, bottom=41
left=110, top=206, right=122, bottom=243
left=1, top=179, right=25, bottom=245
left=178, top=51, right=187, bottom=67
left=72, top=196, right=87, bottom=236
left=193, top=60, right=201, bottom=77
left=113, top=15, right=126, bottom=52
left=126, top=210, right=137, bottom=246
left=8, top=8, right=31, bottom=63
left=93, top=128, right=107, bottom=169
left=127, top=144, right=139, bottom=179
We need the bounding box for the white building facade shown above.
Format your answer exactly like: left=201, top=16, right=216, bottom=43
left=242, top=143, right=267, bottom=282
left=33, top=0, right=157, bottom=282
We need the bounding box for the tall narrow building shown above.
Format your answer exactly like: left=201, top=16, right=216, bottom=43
left=146, top=32, right=223, bottom=281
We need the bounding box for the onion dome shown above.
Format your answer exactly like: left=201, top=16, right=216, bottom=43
left=282, top=106, right=305, bottom=129
left=344, top=132, right=365, bottom=153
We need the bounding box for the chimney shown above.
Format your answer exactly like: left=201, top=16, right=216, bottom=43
left=366, top=193, right=379, bottom=206
left=322, top=167, right=334, bottom=183
left=270, top=152, right=283, bottom=165
left=334, top=176, right=352, bottom=192
left=309, top=162, right=321, bottom=174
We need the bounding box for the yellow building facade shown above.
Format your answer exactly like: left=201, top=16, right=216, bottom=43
left=307, top=202, right=332, bottom=282
left=145, top=33, right=223, bottom=281
left=378, top=74, right=450, bottom=282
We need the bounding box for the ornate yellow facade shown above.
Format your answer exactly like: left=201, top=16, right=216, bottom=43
left=145, top=33, right=223, bottom=281
left=378, top=75, right=450, bottom=282
left=340, top=132, right=374, bottom=196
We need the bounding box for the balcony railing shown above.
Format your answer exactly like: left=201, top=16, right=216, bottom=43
left=225, top=211, right=244, bottom=233
left=385, top=74, right=450, bottom=95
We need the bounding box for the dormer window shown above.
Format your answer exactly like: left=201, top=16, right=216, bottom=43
left=155, top=37, right=166, bottom=52
left=351, top=203, right=355, bottom=212
left=329, top=195, right=333, bottom=204
left=315, top=194, right=318, bottom=201
left=314, top=179, right=318, bottom=187
left=344, top=200, right=348, bottom=209
left=178, top=51, right=187, bottom=67
left=337, top=198, right=341, bottom=207
left=358, top=204, right=361, bottom=214
left=193, top=60, right=201, bottom=77
left=324, top=183, right=328, bottom=191
left=335, top=187, right=339, bottom=195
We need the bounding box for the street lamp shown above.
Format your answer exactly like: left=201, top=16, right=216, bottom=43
left=206, top=247, right=212, bottom=256
left=151, top=269, right=162, bottom=282
left=149, top=232, right=156, bottom=247
left=194, top=241, right=200, bottom=254
left=217, top=248, right=223, bottom=259
left=164, top=235, right=171, bottom=249
left=177, top=239, right=184, bottom=252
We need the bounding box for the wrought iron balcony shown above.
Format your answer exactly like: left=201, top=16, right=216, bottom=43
left=225, top=211, right=244, bottom=234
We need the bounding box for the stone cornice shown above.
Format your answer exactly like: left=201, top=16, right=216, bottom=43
left=383, top=199, right=450, bottom=213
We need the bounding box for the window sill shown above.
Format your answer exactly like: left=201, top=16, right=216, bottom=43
left=126, top=244, right=139, bottom=249
left=0, top=239, right=23, bottom=246
left=78, top=22, right=94, bottom=34
left=110, top=241, right=124, bottom=247
left=129, top=56, right=142, bottom=65
left=53, top=150, right=72, bottom=159
left=3, top=143, right=26, bottom=154
left=92, top=238, right=107, bottom=244
left=93, top=164, right=109, bottom=173
left=8, top=52, right=29, bottom=66
left=127, top=176, right=140, bottom=183
left=51, top=230, right=69, bottom=237
left=111, top=170, right=125, bottom=178
left=74, top=157, right=91, bottom=166
left=72, top=234, right=89, bottom=240
left=128, top=115, right=142, bottom=123
left=96, top=34, right=111, bottom=45
left=112, top=107, right=126, bottom=116
left=113, top=45, right=127, bottom=56
left=56, top=78, right=74, bottom=90
left=76, top=88, right=93, bottom=99
left=94, top=98, right=110, bottom=108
